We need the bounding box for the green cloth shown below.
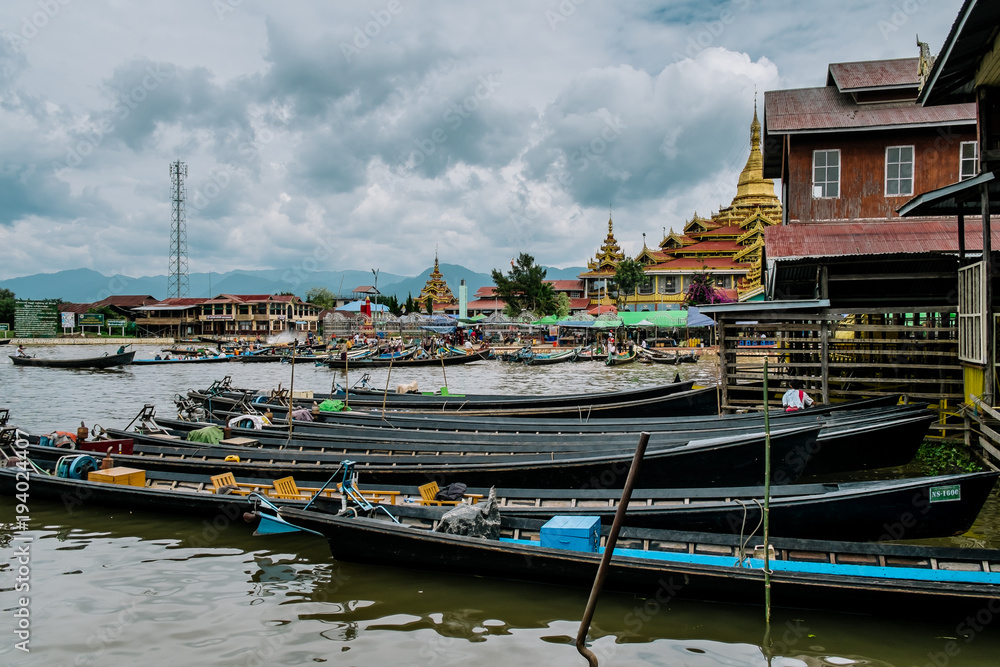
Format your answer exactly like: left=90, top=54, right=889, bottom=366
left=187, top=425, right=224, bottom=444
left=319, top=399, right=352, bottom=412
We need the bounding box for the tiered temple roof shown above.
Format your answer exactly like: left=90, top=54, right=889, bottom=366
left=417, top=254, right=456, bottom=310
left=580, top=217, right=626, bottom=278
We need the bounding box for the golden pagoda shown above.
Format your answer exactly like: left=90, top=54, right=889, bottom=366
left=579, top=216, right=626, bottom=308
left=417, top=253, right=457, bottom=312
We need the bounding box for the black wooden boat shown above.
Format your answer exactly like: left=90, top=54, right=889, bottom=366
left=275, top=503, right=1000, bottom=615
left=200, top=385, right=721, bottom=419
left=323, top=350, right=489, bottom=369
left=23, top=425, right=824, bottom=488
left=9, top=350, right=135, bottom=369
left=193, top=378, right=699, bottom=411
left=0, top=460, right=993, bottom=543
left=158, top=408, right=935, bottom=473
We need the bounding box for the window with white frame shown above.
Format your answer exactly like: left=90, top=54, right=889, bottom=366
left=885, top=146, right=914, bottom=196
left=960, top=141, right=978, bottom=181
left=812, top=150, right=840, bottom=198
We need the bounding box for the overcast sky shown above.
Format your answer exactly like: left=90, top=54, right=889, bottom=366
left=0, top=0, right=964, bottom=281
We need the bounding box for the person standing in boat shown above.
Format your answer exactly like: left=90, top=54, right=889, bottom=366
left=782, top=380, right=814, bottom=411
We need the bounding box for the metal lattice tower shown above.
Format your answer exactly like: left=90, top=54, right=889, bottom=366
left=168, top=160, right=189, bottom=298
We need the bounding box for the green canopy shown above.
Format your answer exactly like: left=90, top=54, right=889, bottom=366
left=592, top=319, right=624, bottom=328
left=619, top=310, right=687, bottom=327
left=532, top=315, right=561, bottom=325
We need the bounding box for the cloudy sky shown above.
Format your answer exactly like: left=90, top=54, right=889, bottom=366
left=0, top=0, right=964, bottom=281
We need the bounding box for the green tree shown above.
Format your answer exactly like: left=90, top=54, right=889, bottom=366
left=383, top=294, right=402, bottom=316
left=404, top=293, right=417, bottom=315
left=490, top=253, right=556, bottom=316
left=305, top=287, right=338, bottom=310
left=0, top=288, right=14, bottom=327
left=424, top=296, right=434, bottom=315
left=554, top=292, right=571, bottom=319
left=613, top=258, right=646, bottom=309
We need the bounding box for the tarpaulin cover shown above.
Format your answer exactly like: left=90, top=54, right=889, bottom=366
left=187, top=425, right=224, bottom=444
left=319, top=399, right=352, bottom=412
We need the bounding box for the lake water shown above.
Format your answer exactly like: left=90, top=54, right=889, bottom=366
left=2, top=344, right=999, bottom=666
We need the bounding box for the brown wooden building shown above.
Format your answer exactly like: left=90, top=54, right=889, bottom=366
left=764, top=57, right=977, bottom=224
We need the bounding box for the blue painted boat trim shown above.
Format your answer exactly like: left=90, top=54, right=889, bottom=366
left=498, top=539, right=1000, bottom=585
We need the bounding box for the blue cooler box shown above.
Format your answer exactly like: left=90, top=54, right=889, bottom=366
left=540, top=515, right=601, bottom=552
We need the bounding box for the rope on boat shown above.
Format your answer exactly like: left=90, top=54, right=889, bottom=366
left=733, top=498, right=764, bottom=568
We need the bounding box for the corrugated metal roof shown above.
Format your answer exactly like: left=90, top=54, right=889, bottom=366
left=764, top=220, right=1000, bottom=259
left=827, top=58, right=920, bottom=91
left=921, top=0, right=1000, bottom=105
left=765, top=86, right=976, bottom=133
left=545, top=279, right=585, bottom=291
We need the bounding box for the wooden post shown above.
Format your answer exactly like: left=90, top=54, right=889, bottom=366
left=718, top=318, right=730, bottom=413
left=820, top=318, right=830, bottom=404
left=983, top=183, right=993, bottom=405
left=958, top=210, right=966, bottom=261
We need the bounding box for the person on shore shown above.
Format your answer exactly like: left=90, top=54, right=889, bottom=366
left=782, top=380, right=814, bottom=412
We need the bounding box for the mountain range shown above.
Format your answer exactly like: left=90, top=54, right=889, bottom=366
left=0, top=265, right=587, bottom=304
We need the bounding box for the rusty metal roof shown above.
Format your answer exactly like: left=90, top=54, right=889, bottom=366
left=764, top=220, right=1000, bottom=259
left=827, top=58, right=920, bottom=91
left=921, top=0, right=1000, bottom=105
left=764, top=86, right=976, bottom=134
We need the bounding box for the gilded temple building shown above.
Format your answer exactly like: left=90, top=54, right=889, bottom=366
left=578, top=216, right=627, bottom=312
left=580, top=104, right=783, bottom=309
left=417, top=254, right=457, bottom=312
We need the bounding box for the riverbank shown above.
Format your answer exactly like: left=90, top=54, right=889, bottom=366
left=6, top=337, right=174, bottom=345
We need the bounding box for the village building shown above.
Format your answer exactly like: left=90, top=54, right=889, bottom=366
left=460, top=280, right=590, bottom=317
left=702, top=33, right=993, bottom=423
left=132, top=294, right=320, bottom=337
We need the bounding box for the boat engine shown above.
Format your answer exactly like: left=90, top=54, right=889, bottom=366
left=55, top=454, right=98, bottom=480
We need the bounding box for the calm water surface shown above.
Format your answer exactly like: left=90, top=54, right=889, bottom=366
left=2, top=344, right=999, bottom=666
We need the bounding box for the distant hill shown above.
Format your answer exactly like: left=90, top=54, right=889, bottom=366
left=0, top=264, right=586, bottom=303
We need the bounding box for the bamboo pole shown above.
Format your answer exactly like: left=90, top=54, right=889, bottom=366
left=287, top=337, right=297, bottom=443
left=576, top=431, right=650, bottom=667
left=762, top=358, right=773, bottom=646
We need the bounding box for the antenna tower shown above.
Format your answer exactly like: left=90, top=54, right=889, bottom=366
left=168, top=160, right=189, bottom=298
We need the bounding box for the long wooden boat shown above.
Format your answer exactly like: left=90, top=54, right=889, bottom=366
left=8, top=350, right=135, bottom=369
left=197, top=385, right=720, bottom=419
left=323, top=350, right=489, bottom=369
left=126, top=410, right=934, bottom=481
left=193, top=378, right=700, bottom=411
left=24, top=425, right=824, bottom=488
left=0, top=460, right=994, bottom=543
left=132, top=354, right=236, bottom=365
left=275, top=503, right=1000, bottom=615
left=605, top=349, right=639, bottom=366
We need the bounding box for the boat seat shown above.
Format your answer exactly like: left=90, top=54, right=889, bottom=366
left=271, top=476, right=312, bottom=500
left=210, top=472, right=255, bottom=496
left=417, top=481, right=482, bottom=506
